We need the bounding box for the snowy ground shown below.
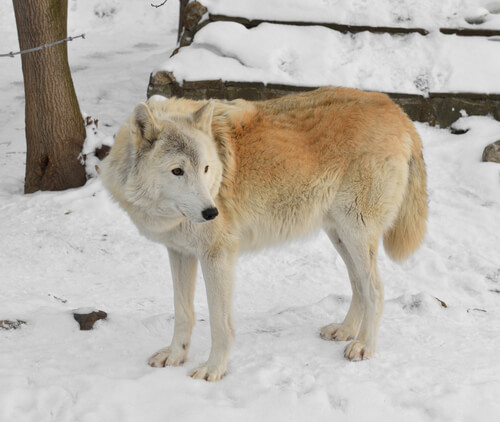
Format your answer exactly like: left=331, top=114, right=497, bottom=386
left=1, top=1, right=500, bottom=421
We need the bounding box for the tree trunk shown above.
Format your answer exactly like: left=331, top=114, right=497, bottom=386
left=178, top=0, right=190, bottom=42
left=13, top=0, right=86, bottom=193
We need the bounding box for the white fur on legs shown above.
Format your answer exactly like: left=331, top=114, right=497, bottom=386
left=189, top=246, right=237, bottom=381
left=343, top=230, right=384, bottom=361
left=322, top=225, right=384, bottom=361
left=149, top=249, right=197, bottom=368
left=344, top=263, right=384, bottom=361
left=321, top=229, right=364, bottom=342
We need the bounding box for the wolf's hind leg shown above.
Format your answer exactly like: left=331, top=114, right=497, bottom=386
left=149, top=249, right=197, bottom=368
left=322, top=225, right=384, bottom=361
left=320, top=229, right=363, bottom=342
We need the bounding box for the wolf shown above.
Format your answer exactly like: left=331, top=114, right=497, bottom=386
left=100, top=87, right=427, bottom=381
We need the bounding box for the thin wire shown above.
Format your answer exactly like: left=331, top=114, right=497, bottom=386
left=0, top=33, right=85, bottom=58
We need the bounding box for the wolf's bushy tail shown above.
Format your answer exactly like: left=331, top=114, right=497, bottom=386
left=383, top=128, right=428, bottom=262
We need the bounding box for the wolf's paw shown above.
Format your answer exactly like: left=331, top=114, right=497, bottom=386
left=148, top=347, right=187, bottom=367
left=189, top=362, right=226, bottom=382
left=344, top=340, right=373, bottom=361
left=320, top=323, right=355, bottom=341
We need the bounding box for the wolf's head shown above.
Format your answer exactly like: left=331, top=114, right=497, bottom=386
left=101, top=100, right=223, bottom=226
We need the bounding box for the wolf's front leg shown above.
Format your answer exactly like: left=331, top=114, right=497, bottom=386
left=149, top=248, right=197, bottom=368
left=190, top=247, right=237, bottom=382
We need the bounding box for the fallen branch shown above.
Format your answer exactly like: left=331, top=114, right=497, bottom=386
left=0, top=33, right=85, bottom=58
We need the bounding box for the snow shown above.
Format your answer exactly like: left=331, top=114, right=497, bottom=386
left=160, top=22, right=500, bottom=94
left=80, top=114, right=112, bottom=179
left=201, top=0, right=500, bottom=30
left=1, top=1, right=500, bottom=421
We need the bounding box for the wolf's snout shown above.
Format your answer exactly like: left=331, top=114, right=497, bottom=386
left=202, top=207, right=219, bottom=221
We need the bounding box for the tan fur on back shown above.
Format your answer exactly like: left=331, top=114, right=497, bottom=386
left=146, top=88, right=427, bottom=253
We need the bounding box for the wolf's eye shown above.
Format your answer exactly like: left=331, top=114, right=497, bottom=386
left=204, top=165, right=209, bottom=173
left=172, top=168, right=184, bottom=176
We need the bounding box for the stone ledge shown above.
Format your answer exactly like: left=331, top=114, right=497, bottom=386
left=178, top=6, right=500, bottom=44
left=147, top=73, right=500, bottom=127
left=206, top=14, right=500, bottom=38
left=208, top=14, right=430, bottom=35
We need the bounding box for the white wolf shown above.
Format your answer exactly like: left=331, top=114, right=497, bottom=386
left=100, top=87, right=428, bottom=381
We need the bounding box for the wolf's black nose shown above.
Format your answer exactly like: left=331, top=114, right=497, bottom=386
left=202, top=207, right=219, bottom=221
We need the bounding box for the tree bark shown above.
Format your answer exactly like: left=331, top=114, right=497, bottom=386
left=178, top=0, right=190, bottom=42
left=13, top=0, right=86, bottom=193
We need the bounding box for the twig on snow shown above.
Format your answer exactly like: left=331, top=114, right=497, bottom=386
left=151, top=0, right=168, bottom=8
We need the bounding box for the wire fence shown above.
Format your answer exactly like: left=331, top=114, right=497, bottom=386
left=0, top=33, right=85, bottom=58
left=1, top=0, right=170, bottom=57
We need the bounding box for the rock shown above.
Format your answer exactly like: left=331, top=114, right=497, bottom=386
left=73, top=310, right=107, bottom=330
left=179, top=1, right=208, bottom=47
left=147, top=76, right=500, bottom=128
left=482, top=140, right=500, bottom=163
left=450, top=127, right=469, bottom=135
left=95, top=144, right=111, bottom=160
left=0, top=319, right=26, bottom=330
left=184, top=1, right=207, bottom=32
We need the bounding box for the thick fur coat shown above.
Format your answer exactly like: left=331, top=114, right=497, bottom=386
left=100, top=87, right=428, bottom=381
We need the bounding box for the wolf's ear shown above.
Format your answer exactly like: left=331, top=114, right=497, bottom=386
left=133, top=103, right=159, bottom=144
left=191, top=101, right=214, bottom=136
